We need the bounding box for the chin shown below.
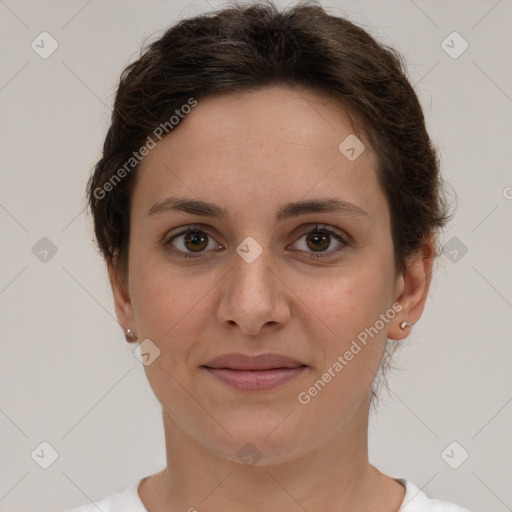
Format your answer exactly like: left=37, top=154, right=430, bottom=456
left=202, top=417, right=314, bottom=466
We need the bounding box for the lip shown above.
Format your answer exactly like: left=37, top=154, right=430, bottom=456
left=202, top=352, right=308, bottom=391
left=203, top=366, right=307, bottom=391
left=202, top=352, right=306, bottom=370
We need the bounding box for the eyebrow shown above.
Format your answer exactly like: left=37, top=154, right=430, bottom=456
left=148, top=197, right=369, bottom=222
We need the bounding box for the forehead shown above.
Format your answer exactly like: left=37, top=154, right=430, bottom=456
left=132, top=85, right=386, bottom=225
left=171, top=85, right=364, bottom=151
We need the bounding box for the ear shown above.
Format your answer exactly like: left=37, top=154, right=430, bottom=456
left=388, top=236, right=435, bottom=341
left=108, top=259, right=137, bottom=342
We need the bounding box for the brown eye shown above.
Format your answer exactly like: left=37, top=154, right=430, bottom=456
left=305, top=232, right=331, bottom=252
left=183, top=231, right=209, bottom=252
left=165, top=228, right=222, bottom=257
left=292, top=225, right=349, bottom=258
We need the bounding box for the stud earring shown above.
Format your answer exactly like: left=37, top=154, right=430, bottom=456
left=125, top=328, right=138, bottom=342
left=400, top=321, right=412, bottom=330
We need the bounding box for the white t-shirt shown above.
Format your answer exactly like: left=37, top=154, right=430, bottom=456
left=66, top=477, right=471, bottom=511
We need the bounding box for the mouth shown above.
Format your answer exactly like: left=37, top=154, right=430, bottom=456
left=201, top=352, right=308, bottom=391
left=202, top=366, right=307, bottom=391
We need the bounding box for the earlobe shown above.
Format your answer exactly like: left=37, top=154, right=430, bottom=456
left=388, top=237, right=435, bottom=341
left=107, top=260, right=136, bottom=339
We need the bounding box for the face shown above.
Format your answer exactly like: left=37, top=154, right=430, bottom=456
left=110, top=85, right=428, bottom=466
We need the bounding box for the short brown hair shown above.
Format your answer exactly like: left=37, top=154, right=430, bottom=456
left=88, top=0, right=452, bottom=279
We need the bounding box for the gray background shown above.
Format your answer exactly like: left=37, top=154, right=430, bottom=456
left=0, top=1, right=510, bottom=511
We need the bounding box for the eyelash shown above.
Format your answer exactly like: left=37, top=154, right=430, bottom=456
left=163, top=224, right=350, bottom=260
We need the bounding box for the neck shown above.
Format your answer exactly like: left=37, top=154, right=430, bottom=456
left=139, top=404, right=405, bottom=512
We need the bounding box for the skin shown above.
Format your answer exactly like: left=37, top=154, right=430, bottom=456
left=109, top=85, right=434, bottom=512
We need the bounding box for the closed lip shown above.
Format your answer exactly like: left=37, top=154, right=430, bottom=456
left=202, top=352, right=307, bottom=370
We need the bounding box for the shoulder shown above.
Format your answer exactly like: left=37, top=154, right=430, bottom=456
left=64, top=476, right=471, bottom=512
left=65, top=480, right=147, bottom=512
left=399, top=479, right=472, bottom=512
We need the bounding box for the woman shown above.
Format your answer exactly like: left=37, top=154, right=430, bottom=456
left=69, top=2, right=470, bottom=510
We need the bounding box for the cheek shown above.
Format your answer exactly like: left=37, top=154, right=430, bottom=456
left=132, top=270, right=210, bottom=339
left=302, top=265, right=393, bottom=336
left=303, top=263, right=394, bottom=375
left=129, top=266, right=209, bottom=396
left=296, top=281, right=391, bottom=419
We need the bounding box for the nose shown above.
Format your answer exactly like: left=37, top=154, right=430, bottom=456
left=216, top=248, right=291, bottom=336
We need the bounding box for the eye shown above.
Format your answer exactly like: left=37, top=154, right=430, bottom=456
left=290, top=224, right=349, bottom=258
left=163, top=223, right=350, bottom=260
left=164, top=226, right=222, bottom=258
